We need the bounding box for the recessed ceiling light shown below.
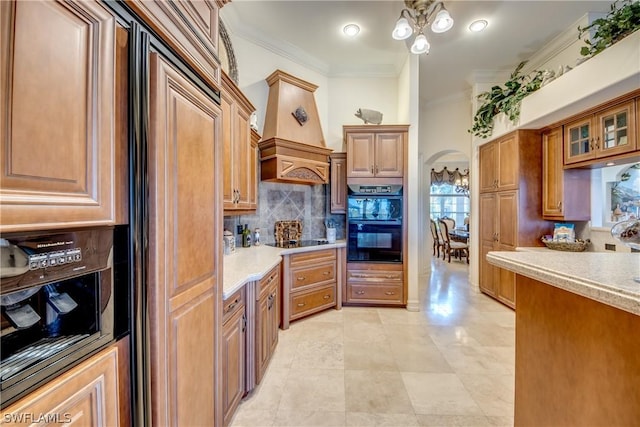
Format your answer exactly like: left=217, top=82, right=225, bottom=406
left=343, top=24, right=360, bottom=37
left=469, top=19, right=488, bottom=33
left=606, top=162, right=616, bottom=166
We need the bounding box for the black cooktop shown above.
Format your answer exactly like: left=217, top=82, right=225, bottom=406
left=267, top=239, right=329, bottom=248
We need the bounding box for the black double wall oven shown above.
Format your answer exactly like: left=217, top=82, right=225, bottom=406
left=347, top=185, right=403, bottom=263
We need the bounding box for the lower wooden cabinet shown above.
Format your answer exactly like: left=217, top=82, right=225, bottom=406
left=255, top=265, right=280, bottom=385
left=282, top=249, right=339, bottom=328
left=0, top=345, right=120, bottom=426
left=345, top=263, right=404, bottom=305
left=222, top=288, right=246, bottom=427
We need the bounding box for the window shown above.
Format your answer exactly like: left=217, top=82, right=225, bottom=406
left=430, top=183, right=470, bottom=227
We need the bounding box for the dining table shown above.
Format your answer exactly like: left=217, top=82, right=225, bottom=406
left=449, top=228, right=469, bottom=243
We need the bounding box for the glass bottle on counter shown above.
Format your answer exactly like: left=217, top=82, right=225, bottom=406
left=242, top=224, right=251, bottom=247
left=253, top=228, right=261, bottom=246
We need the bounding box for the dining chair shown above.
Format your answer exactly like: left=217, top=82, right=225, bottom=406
left=429, top=219, right=442, bottom=258
left=441, top=216, right=455, bottom=233
left=438, top=219, right=469, bottom=263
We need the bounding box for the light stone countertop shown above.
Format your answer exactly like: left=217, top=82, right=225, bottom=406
left=486, top=251, right=640, bottom=316
left=222, top=240, right=347, bottom=299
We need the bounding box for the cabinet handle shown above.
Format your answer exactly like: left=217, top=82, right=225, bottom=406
left=297, top=302, right=305, bottom=307
left=323, top=271, right=330, bottom=276
left=590, top=138, right=594, bottom=151
left=557, top=201, right=562, bottom=211
left=384, top=291, right=395, bottom=295
left=242, top=313, right=247, bottom=333
left=375, top=165, right=379, bottom=174
left=595, top=137, right=600, bottom=150
left=323, top=294, right=330, bottom=299
left=371, top=166, right=374, bottom=174
left=386, top=275, right=396, bottom=279
left=356, top=290, right=365, bottom=295
left=225, top=298, right=239, bottom=313
left=297, top=276, right=305, bottom=281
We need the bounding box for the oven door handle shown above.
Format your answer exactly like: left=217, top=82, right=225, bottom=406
left=348, top=220, right=402, bottom=226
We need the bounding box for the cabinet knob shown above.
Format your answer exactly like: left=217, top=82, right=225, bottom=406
left=323, top=271, right=330, bottom=276
left=384, top=291, right=395, bottom=295
left=297, top=302, right=305, bottom=307
left=323, top=295, right=330, bottom=300
left=297, top=276, right=305, bottom=281
left=356, top=290, right=365, bottom=295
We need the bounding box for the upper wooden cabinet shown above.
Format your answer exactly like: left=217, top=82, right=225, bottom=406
left=222, top=71, right=258, bottom=213
left=542, top=127, right=591, bottom=220
left=344, top=125, right=408, bottom=178
left=330, top=152, right=347, bottom=213
left=126, top=0, right=221, bottom=89
left=0, top=0, right=115, bottom=232
left=479, top=131, right=528, bottom=193
left=564, top=99, right=637, bottom=165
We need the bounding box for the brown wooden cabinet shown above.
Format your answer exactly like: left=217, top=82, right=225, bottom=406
left=0, top=0, right=116, bottom=232
left=344, top=125, right=407, bottom=178
left=255, top=264, right=280, bottom=384
left=330, top=152, right=347, bottom=213
left=542, top=127, right=591, bottom=220
left=345, top=262, right=404, bottom=306
left=564, top=99, right=637, bottom=165
left=479, top=132, right=519, bottom=192
left=126, top=0, right=221, bottom=89
left=222, top=71, right=258, bottom=213
left=222, top=288, right=246, bottom=427
left=148, top=53, right=221, bottom=426
left=1, top=345, right=120, bottom=426
left=282, top=249, right=338, bottom=328
left=478, top=130, right=550, bottom=309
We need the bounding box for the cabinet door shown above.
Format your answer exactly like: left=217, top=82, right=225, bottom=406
left=497, top=134, right=519, bottom=190
left=148, top=54, right=220, bottom=427
left=479, top=142, right=497, bottom=192
left=594, top=100, right=637, bottom=158
left=221, top=89, right=235, bottom=209
left=255, top=291, right=270, bottom=384
left=0, top=0, right=115, bottom=232
left=346, top=133, right=375, bottom=177
left=330, top=153, right=347, bottom=213
left=479, top=193, right=497, bottom=297
left=268, top=281, right=280, bottom=357
left=497, top=268, right=516, bottom=309
left=374, top=132, right=404, bottom=177
left=222, top=307, right=245, bottom=427
left=564, top=116, right=594, bottom=164
left=0, top=346, right=119, bottom=426
left=497, top=191, right=518, bottom=250
left=234, top=105, right=252, bottom=209
left=542, top=127, right=564, bottom=218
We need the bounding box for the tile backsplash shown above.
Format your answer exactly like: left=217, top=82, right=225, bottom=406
left=224, top=182, right=345, bottom=245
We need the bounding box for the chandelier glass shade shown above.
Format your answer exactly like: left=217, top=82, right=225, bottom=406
left=392, top=0, right=453, bottom=54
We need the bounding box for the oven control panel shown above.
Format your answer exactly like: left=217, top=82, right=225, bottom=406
left=28, top=249, right=82, bottom=270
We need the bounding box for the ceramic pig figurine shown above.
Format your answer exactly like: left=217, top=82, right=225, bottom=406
left=355, top=108, right=383, bottom=125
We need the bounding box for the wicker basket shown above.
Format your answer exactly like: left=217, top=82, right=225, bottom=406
left=541, top=238, right=590, bottom=252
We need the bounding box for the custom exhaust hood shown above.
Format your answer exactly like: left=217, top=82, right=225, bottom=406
left=259, top=70, right=332, bottom=184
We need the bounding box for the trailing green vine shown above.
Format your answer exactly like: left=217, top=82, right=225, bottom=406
left=468, top=61, right=545, bottom=138
left=578, top=0, right=640, bottom=58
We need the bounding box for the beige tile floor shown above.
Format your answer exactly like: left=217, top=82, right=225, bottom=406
left=231, top=258, right=515, bottom=427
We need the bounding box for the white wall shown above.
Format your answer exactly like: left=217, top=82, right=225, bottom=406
left=230, top=34, right=400, bottom=153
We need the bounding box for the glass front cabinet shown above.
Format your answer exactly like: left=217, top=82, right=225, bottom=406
left=564, top=100, right=637, bottom=165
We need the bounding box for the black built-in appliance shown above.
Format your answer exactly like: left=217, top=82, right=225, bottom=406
left=0, top=227, right=125, bottom=408
left=347, top=185, right=403, bottom=262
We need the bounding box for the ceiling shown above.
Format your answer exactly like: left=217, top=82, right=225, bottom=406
left=220, top=1, right=615, bottom=105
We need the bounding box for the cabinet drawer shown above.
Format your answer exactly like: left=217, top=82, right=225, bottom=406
left=348, top=284, right=403, bottom=303
left=257, top=265, right=280, bottom=299
left=290, top=249, right=336, bottom=266
left=347, top=270, right=403, bottom=284
left=222, top=287, right=245, bottom=324
left=290, top=261, right=336, bottom=289
left=290, top=284, right=336, bottom=319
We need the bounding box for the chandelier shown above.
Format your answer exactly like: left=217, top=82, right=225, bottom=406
left=392, top=0, right=453, bottom=54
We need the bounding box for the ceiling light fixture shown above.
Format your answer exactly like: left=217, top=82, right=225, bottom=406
left=468, top=19, right=488, bottom=32
left=392, top=0, right=453, bottom=55
left=343, top=23, right=360, bottom=37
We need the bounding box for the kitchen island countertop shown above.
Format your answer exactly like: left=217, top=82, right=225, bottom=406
left=223, top=240, right=347, bottom=299
left=486, top=251, right=640, bottom=316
